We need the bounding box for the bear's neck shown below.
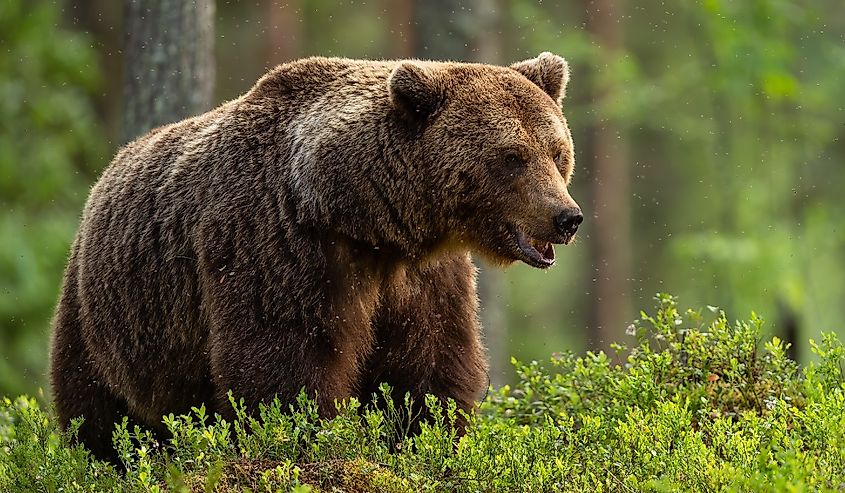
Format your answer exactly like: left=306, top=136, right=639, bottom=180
left=244, top=63, right=458, bottom=263
left=276, top=111, right=450, bottom=262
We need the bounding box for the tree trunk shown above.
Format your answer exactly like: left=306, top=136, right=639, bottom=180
left=410, top=0, right=474, bottom=60
left=584, top=0, right=632, bottom=354
left=123, top=0, right=215, bottom=143
left=386, top=0, right=414, bottom=59
left=65, top=0, right=124, bottom=150
left=265, top=0, right=303, bottom=66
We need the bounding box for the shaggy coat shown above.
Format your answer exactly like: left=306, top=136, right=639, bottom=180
left=50, top=53, right=581, bottom=461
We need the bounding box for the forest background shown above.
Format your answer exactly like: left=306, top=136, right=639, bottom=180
left=1, top=0, right=844, bottom=396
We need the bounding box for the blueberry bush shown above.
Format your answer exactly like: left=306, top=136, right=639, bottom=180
left=1, top=295, right=843, bottom=492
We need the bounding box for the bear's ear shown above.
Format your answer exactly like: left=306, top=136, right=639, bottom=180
left=388, top=62, right=444, bottom=122
left=510, top=52, right=570, bottom=104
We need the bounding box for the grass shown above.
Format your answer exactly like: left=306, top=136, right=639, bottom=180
left=1, top=294, right=844, bottom=492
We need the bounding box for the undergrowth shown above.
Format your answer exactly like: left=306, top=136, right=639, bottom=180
left=1, top=294, right=844, bottom=492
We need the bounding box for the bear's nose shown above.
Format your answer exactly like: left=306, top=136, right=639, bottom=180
left=554, top=207, right=584, bottom=236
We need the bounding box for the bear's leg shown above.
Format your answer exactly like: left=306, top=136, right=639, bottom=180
left=50, top=257, right=130, bottom=463
left=363, top=253, right=488, bottom=433
left=207, top=327, right=368, bottom=420
left=196, top=219, right=386, bottom=423
left=202, top=277, right=375, bottom=422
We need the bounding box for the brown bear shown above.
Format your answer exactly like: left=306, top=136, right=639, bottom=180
left=49, top=52, right=582, bottom=461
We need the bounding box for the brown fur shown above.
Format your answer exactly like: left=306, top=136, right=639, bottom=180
left=49, top=53, right=580, bottom=461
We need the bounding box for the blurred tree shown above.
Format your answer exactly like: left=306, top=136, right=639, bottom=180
left=615, top=0, right=845, bottom=359
left=505, top=0, right=845, bottom=364
left=63, top=0, right=124, bottom=147
left=265, top=0, right=303, bottom=65
left=3, top=0, right=845, bottom=397
left=123, top=0, right=215, bottom=142
left=386, top=0, right=413, bottom=59
left=410, top=0, right=475, bottom=59
left=583, top=0, right=632, bottom=353
left=0, top=0, right=106, bottom=395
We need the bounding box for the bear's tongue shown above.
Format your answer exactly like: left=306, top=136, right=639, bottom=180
left=516, top=231, right=555, bottom=267
left=532, top=238, right=555, bottom=262
left=541, top=241, right=555, bottom=261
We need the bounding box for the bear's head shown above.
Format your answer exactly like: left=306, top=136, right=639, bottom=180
left=388, top=52, right=582, bottom=269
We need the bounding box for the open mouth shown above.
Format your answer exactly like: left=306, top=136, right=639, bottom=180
left=514, top=230, right=557, bottom=268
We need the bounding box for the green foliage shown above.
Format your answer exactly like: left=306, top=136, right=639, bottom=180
left=0, top=0, right=106, bottom=395
left=3, top=0, right=845, bottom=398
left=0, top=396, right=121, bottom=491
left=500, top=0, right=845, bottom=364
left=1, top=296, right=844, bottom=491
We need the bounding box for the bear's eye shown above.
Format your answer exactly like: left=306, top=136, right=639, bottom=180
left=504, top=152, right=525, bottom=167
left=554, top=151, right=564, bottom=168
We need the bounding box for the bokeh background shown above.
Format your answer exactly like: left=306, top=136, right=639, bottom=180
left=1, top=0, right=844, bottom=396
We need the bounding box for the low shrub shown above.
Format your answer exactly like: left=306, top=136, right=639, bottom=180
left=1, top=294, right=843, bottom=491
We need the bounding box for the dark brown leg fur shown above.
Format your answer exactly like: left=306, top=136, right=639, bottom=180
left=362, top=254, right=488, bottom=434
left=197, top=232, right=380, bottom=421
left=205, top=319, right=365, bottom=421
left=50, top=255, right=129, bottom=463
